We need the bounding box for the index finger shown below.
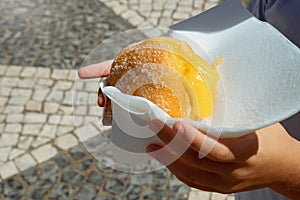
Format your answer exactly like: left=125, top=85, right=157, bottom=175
left=78, top=60, right=113, bottom=79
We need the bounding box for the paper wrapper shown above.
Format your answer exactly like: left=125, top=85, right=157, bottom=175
left=101, top=0, right=300, bottom=158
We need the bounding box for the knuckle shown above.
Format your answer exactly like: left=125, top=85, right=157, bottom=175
left=214, top=148, right=232, bottom=161
left=230, top=168, right=249, bottom=181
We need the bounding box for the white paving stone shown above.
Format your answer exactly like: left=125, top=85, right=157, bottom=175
left=56, top=125, right=74, bottom=136
left=59, top=105, right=73, bottom=114
left=62, top=91, right=73, bottom=105
left=0, top=65, right=8, bottom=75
left=0, top=147, right=11, bottom=162
left=18, top=136, right=34, bottom=150
left=88, top=105, right=101, bottom=116
left=48, top=114, right=62, bottom=124
left=112, top=5, right=127, bottom=14
left=51, top=69, right=69, bottom=80
left=31, top=137, right=51, bottom=148
left=0, top=123, right=4, bottom=133
left=0, top=115, right=5, bottom=122
left=8, top=96, right=30, bottom=105
left=0, top=161, right=18, bottom=179
left=32, top=88, right=50, bottom=101
left=84, top=116, right=97, bottom=124
left=18, top=78, right=36, bottom=88
left=73, top=91, right=88, bottom=105
left=0, top=133, right=19, bottom=147
left=1, top=77, right=20, bottom=87
left=5, top=66, right=22, bottom=76
left=128, top=15, right=145, bottom=26
left=35, top=67, right=51, bottom=78
left=74, top=116, right=84, bottom=127
left=226, top=194, right=235, bottom=200
left=44, top=102, right=60, bottom=114
left=55, top=134, right=78, bottom=150
left=194, top=0, right=205, bottom=8
left=3, top=105, right=24, bottom=113
left=25, top=100, right=42, bottom=112
left=74, top=106, right=88, bottom=115
left=84, top=81, right=98, bottom=92
left=40, top=124, right=57, bottom=138
left=24, top=113, right=47, bottom=123
left=31, top=144, right=57, bottom=163
left=60, top=115, right=75, bottom=126
left=22, top=124, right=43, bottom=136
left=9, top=148, right=25, bottom=160
left=11, top=88, right=32, bottom=97
left=211, top=192, right=230, bottom=200
left=188, top=188, right=210, bottom=200
left=0, top=86, right=11, bottom=96
left=46, top=90, right=64, bottom=102
left=20, top=67, right=36, bottom=77
left=37, top=78, right=54, bottom=87
left=76, top=123, right=100, bottom=141
left=204, top=1, right=218, bottom=10
left=14, top=153, right=37, bottom=171
left=0, top=97, right=8, bottom=107
left=164, top=0, right=177, bottom=9
left=4, top=123, right=22, bottom=133
left=173, top=11, right=190, bottom=20
left=53, top=80, right=73, bottom=91
left=121, top=9, right=137, bottom=19
left=67, top=70, right=77, bottom=81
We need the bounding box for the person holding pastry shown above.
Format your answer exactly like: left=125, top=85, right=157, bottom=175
left=78, top=0, right=300, bottom=199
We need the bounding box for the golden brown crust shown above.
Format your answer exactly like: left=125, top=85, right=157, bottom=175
left=103, top=39, right=192, bottom=124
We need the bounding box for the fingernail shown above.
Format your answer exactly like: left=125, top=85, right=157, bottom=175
left=146, top=144, right=163, bottom=153
left=174, top=125, right=184, bottom=136
left=97, top=89, right=105, bottom=107
left=198, top=152, right=206, bottom=159
left=149, top=120, right=163, bottom=134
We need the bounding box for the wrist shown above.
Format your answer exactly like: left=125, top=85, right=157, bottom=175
left=269, top=136, right=300, bottom=199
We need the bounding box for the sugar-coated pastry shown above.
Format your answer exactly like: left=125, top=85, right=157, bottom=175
left=103, top=37, right=219, bottom=124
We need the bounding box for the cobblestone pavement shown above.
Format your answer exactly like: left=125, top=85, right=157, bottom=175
left=0, top=0, right=251, bottom=199
left=0, top=145, right=191, bottom=200
left=0, top=0, right=133, bottom=69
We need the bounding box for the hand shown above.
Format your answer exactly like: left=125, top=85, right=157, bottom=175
left=146, top=120, right=300, bottom=198
left=78, top=60, right=113, bottom=107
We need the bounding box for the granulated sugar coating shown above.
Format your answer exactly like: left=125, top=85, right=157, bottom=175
left=105, top=37, right=219, bottom=123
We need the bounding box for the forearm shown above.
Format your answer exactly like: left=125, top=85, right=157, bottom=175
left=269, top=137, right=300, bottom=200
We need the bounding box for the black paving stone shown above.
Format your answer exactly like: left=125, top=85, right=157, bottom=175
left=112, top=170, right=130, bottom=181
left=75, top=158, right=93, bottom=171
left=69, top=146, right=86, bottom=160
left=49, top=184, right=76, bottom=199
left=76, top=184, right=99, bottom=200
left=124, top=185, right=143, bottom=200
left=53, top=153, right=71, bottom=169
left=2, top=178, right=24, bottom=199
left=87, top=171, right=104, bottom=186
left=104, top=177, right=125, bottom=194
left=0, top=145, right=190, bottom=199
left=143, top=188, right=166, bottom=200
left=130, top=173, right=153, bottom=185
left=0, top=0, right=134, bottom=69
left=37, top=176, right=58, bottom=189
left=27, top=188, right=48, bottom=200
left=62, top=170, right=84, bottom=185
left=97, top=195, right=119, bottom=200
left=20, top=168, right=39, bottom=184
left=39, top=160, right=60, bottom=179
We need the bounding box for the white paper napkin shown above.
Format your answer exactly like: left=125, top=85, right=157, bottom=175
left=102, top=0, right=300, bottom=159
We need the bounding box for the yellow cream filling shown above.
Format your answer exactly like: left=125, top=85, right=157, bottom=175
left=148, top=37, right=219, bottom=118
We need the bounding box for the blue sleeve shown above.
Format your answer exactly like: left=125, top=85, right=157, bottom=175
left=247, top=0, right=300, bottom=48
